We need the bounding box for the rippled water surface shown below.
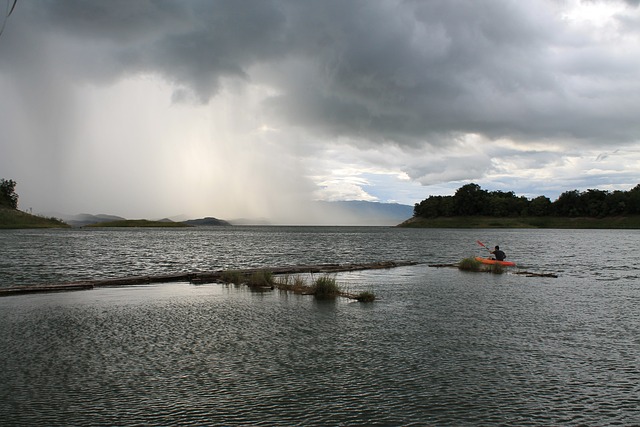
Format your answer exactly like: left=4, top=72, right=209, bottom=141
left=1, top=227, right=639, bottom=425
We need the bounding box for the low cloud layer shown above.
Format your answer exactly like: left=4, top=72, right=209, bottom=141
left=1, top=0, right=639, bottom=222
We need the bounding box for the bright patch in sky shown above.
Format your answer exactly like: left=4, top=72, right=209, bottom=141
left=562, top=0, right=626, bottom=26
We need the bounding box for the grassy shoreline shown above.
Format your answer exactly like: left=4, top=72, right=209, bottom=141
left=397, top=215, right=640, bottom=229
left=0, top=208, right=194, bottom=229
left=0, top=207, right=68, bottom=229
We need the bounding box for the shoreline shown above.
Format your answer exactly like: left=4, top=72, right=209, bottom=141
left=397, top=215, right=640, bottom=229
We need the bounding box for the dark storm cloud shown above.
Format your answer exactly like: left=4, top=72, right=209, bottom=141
left=11, top=0, right=289, bottom=99
left=5, top=0, right=640, bottom=146
left=276, top=0, right=639, bottom=146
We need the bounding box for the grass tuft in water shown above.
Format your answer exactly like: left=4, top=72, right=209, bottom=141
left=221, top=270, right=245, bottom=285
left=313, top=275, right=341, bottom=298
left=458, top=257, right=505, bottom=274
left=225, top=270, right=376, bottom=301
left=277, top=274, right=309, bottom=293
left=356, top=290, right=376, bottom=302
left=490, top=264, right=504, bottom=274
left=247, top=270, right=274, bottom=288
left=458, top=257, right=482, bottom=271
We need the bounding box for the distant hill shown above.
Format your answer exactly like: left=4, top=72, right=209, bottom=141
left=58, top=213, right=127, bottom=227
left=42, top=212, right=232, bottom=227
left=60, top=214, right=231, bottom=227
left=0, top=207, right=69, bottom=229
left=183, top=217, right=231, bottom=226
left=86, top=219, right=191, bottom=228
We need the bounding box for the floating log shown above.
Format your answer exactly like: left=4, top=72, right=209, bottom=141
left=0, top=261, right=418, bottom=297
left=513, top=271, right=559, bottom=278
left=190, top=260, right=417, bottom=284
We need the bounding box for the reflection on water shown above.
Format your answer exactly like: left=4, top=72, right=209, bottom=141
left=1, top=227, right=639, bottom=425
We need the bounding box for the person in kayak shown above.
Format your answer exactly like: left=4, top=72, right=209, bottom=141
left=490, top=246, right=506, bottom=261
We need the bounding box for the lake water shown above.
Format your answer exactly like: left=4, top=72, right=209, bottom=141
left=1, top=227, right=639, bottom=425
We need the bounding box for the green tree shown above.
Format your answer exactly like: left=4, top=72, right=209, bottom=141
left=582, top=189, right=609, bottom=217
left=487, top=194, right=511, bottom=216
left=529, top=195, right=551, bottom=216
left=438, top=196, right=455, bottom=217
left=414, top=182, right=640, bottom=219
left=0, top=178, right=18, bottom=209
left=453, top=183, right=488, bottom=215
left=414, top=195, right=454, bottom=218
left=486, top=190, right=527, bottom=216
left=553, top=190, right=581, bottom=216
left=605, top=190, right=627, bottom=215
left=628, top=184, right=640, bottom=214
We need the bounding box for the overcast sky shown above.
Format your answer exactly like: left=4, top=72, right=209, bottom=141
left=1, top=0, right=639, bottom=223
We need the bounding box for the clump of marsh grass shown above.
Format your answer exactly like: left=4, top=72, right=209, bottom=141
left=276, top=274, right=309, bottom=292
left=292, top=275, right=308, bottom=291
left=313, top=274, right=341, bottom=298
left=458, top=257, right=505, bottom=274
left=489, top=264, right=504, bottom=274
left=221, top=270, right=244, bottom=285
left=247, top=270, right=274, bottom=288
left=222, top=269, right=376, bottom=300
left=275, top=274, right=292, bottom=290
left=356, top=290, right=376, bottom=302
left=458, top=257, right=482, bottom=272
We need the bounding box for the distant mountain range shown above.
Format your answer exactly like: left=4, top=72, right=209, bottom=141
left=47, top=201, right=414, bottom=227
left=62, top=213, right=127, bottom=227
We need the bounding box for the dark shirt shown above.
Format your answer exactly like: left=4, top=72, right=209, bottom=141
left=492, top=250, right=506, bottom=261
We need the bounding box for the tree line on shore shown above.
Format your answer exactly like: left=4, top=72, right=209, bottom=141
left=414, top=183, right=640, bottom=218
left=0, top=179, right=18, bottom=209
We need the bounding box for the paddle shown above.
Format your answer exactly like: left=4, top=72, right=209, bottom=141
left=476, top=240, right=491, bottom=253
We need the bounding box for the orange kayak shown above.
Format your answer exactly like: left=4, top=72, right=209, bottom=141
left=475, top=256, right=516, bottom=267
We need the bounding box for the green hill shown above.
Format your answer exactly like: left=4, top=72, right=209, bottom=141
left=0, top=207, right=69, bottom=229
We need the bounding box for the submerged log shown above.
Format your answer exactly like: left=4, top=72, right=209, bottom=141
left=0, top=261, right=418, bottom=297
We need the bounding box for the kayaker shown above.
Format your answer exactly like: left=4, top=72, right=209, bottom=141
left=490, top=246, right=506, bottom=261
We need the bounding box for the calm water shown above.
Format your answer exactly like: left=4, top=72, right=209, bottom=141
left=1, top=227, right=639, bottom=425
